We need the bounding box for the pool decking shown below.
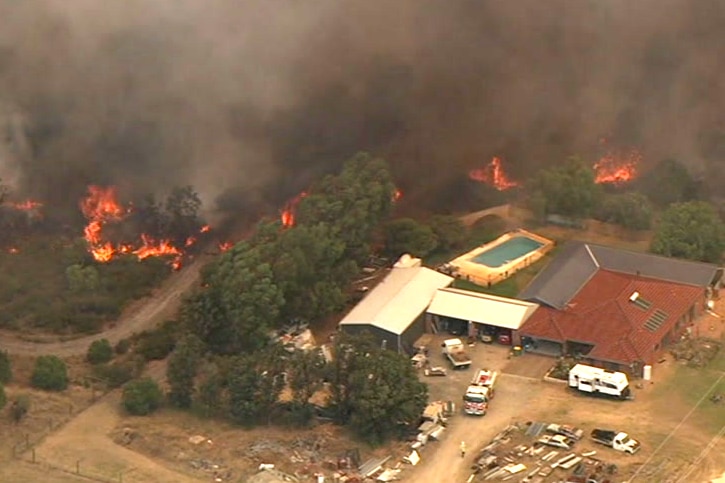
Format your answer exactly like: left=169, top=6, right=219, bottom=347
left=446, top=229, right=554, bottom=287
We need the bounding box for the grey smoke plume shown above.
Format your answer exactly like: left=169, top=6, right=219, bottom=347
left=1, top=0, right=724, bottom=212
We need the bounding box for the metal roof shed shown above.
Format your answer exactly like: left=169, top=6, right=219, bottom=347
left=339, top=256, right=453, bottom=352
left=427, top=287, right=539, bottom=330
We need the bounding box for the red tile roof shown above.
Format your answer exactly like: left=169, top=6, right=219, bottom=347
left=520, top=269, right=703, bottom=364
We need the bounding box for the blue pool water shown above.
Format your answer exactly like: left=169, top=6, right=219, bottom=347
left=471, top=236, right=544, bottom=268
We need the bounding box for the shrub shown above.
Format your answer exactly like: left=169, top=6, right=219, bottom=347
left=0, top=383, right=6, bottom=410
left=136, top=322, right=177, bottom=361
left=31, top=355, right=69, bottom=391
left=115, top=338, right=131, bottom=355
left=86, top=339, right=113, bottom=365
left=92, top=362, right=135, bottom=389
left=10, top=394, right=30, bottom=422
left=122, top=378, right=164, bottom=416
left=0, top=350, right=11, bottom=384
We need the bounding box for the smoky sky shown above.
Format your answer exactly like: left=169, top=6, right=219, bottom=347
left=1, top=0, right=725, bottom=213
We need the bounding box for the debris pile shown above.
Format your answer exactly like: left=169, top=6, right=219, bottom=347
left=669, top=337, right=721, bottom=367
left=272, top=322, right=317, bottom=352
left=467, top=422, right=621, bottom=482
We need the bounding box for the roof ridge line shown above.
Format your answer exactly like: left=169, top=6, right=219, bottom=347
left=584, top=243, right=600, bottom=268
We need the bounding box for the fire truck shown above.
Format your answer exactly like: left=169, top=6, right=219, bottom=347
left=568, top=364, right=632, bottom=400
left=462, top=369, right=498, bottom=416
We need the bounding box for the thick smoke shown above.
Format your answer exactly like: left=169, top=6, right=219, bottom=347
left=1, top=0, right=725, bottom=214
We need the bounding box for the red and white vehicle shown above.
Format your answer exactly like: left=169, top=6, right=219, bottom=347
left=463, top=369, right=498, bottom=416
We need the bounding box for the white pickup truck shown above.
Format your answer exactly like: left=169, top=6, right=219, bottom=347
left=441, top=338, right=471, bottom=369
left=590, top=429, right=641, bottom=454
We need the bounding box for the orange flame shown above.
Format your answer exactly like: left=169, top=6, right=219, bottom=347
left=468, top=157, right=519, bottom=191
left=280, top=191, right=307, bottom=228
left=200, top=224, right=211, bottom=233
left=218, top=241, right=233, bottom=252
left=8, top=247, right=19, bottom=254
left=392, top=188, right=402, bottom=202
left=79, top=186, right=185, bottom=268
left=594, top=148, right=641, bottom=184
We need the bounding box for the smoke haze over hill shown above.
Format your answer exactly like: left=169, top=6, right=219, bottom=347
left=1, top=0, right=724, bottom=212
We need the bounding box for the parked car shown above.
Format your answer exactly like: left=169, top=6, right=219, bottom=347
left=536, top=434, right=576, bottom=450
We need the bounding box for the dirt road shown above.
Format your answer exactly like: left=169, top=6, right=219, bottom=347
left=0, top=255, right=208, bottom=357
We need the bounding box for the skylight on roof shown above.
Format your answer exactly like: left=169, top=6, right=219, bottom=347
left=644, top=309, right=669, bottom=332
left=629, top=292, right=652, bottom=311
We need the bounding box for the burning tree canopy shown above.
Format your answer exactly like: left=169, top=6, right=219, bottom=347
left=593, top=147, right=641, bottom=185
left=468, top=157, right=519, bottom=191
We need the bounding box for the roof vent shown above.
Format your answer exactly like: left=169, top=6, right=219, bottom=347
left=629, top=291, right=640, bottom=302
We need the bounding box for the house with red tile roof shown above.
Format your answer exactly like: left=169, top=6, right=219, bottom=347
left=518, top=241, right=722, bottom=374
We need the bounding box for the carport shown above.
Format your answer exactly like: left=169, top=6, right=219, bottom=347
left=426, top=288, right=539, bottom=346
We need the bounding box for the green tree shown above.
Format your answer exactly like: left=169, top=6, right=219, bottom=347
left=86, top=339, right=113, bottom=365
left=122, top=378, right=164, bottom=415
left=65, top=264, right=101, bottom=293
left=287, top=350, right=326, bottom=426
left=348, top=349, right=428, bottom=444
left=428, top=215, right=467, bottom=252
left=167, top=334, right=203, bottom=408
left=296, top=152, right=397, bottom=263
left=382, top=218, right=438, bottom=258
left=227, top=355, right=261, bottom=426
left=255, top=346, right=287, bottom=425
left=651, top=201, right=725, bottom=263
left=638, top=159, right=698, bottom=208
left=327, top=334, right=427, bottom=443
left=269, top=223, right=355, bottom=323
left=596, top=192, right=653, bottom=230
left=527, top=156, right=602, bottom=218
left=0, top=350, right=11, bottom=384
left=196, top=362, right=224, bottom=418
left=183, top=243, right=284, bottom=354
left=0, top=383, right=6, bottom=411
left=31, top=355, right=68, bottom=391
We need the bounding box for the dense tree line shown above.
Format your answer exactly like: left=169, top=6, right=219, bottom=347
left=168, top=153, right=427, bottom=443
left=182, top=152, right=397, bottom=352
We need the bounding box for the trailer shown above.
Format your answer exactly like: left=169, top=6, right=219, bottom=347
left=441, top=338, right=472, bottom=369
left=568, top=364, right=632, bottom=400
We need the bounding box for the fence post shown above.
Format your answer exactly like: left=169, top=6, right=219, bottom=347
left=76, top=459, right=81, bottom=474
left=32, top=448, right=35, bottom=463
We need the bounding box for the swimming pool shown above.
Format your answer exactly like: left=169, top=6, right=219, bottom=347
left=470, top=236, right=544, bottom=268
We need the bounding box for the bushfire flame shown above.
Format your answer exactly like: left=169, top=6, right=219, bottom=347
left=219, top=241, right=233, bottom=252
left=79, top=185, right=207, bottom=268
left=593, top=148, right=641, bottom=184
left=468, top=157, right=519, bottom=191
left=280, top=192, right=307, bottom=228
left=392, top=188, right=402, bottom=202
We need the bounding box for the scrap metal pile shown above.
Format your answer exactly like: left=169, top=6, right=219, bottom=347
left=336, top=400, right=456, bottom=482
left=467, top=422, right=620, bottom=483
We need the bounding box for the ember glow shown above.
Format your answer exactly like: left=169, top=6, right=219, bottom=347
left=79, top=185, right=198, bottom=268
left=468, top=157, right=519, bottom=191
left=6, top=200, right=44, bottom=211
left=392, top=188, right=402, bottom=202
left=280, top=191, right=307, bottom=228
left=593, top=148, right=641, bottom=184
left=218, top=241, right=233, bottom=252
